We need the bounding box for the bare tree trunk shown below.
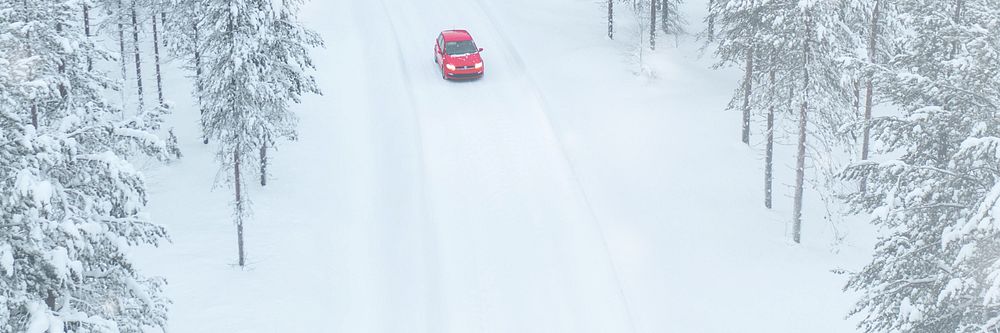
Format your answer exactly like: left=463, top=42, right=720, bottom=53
left=160, top=12, right=168, bottom=46
left=131, top=2, right=144, bottom=112
left=260, top=139, right=268, bottom=186
left=56, top=23, right=67, bottom=99
left=660, top=0, right=667, bottom=33
left=793, top=102, right=807, bottom=243
left=234, top=146, right=246, bottom=267
left=649, top=0, right=657, bottom=50
left=853, top=80, right=860, bottom=118
left=792, top=18, right=813, bottom=245
left=862, top=0, right=880, bottom=162
left=706, top=0, right=715, bottom=42
left=741, top=45, right=754, bottom=145
left=118, top=0, right=128, bottom=109
left=765, top=70, right=775, bottom=209
left=950, top=0, right=964, bottom=60
left=607, top=0, right=614, bottom=39
left=152, top=14, right=164, bottom=106
left=861, top=0, right=880, bottom=192
left=26, top=28, right=37, bottom=129
left=84, top=4, right=92, bottom=71
left=194, top=22, right=209, bottom=144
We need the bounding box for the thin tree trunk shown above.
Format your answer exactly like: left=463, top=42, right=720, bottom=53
left=118, top=0, right=128, bottom=109
left=660, top=0, right=667, bottom=33
left=741, top=45, right=754, bottom=145
left=195, top=22, right=209, bottom=144
left=862, top=0, right=880, bottom=162
left=131, top=2, right=144, bottom=112
left=853, top=80, right=860, bottom=118
left=26, top=27, right=37, bottom=129
left=649, top=0, right=657, bottom=50
left=260, top=139, right=268, bottom=186
left=84, top=4, right=92, bottom=71
left=30, top=104, right=37, bottom=129
left=607, top=0, right=614, bottom=39
left=161, top=12, right=168, bottom=46
left=152, top=14, right=164, bottom=106
left=792, top=18, right=813, bottom=245
left=765, top=70, right=775, bottom=209
left=950, top=0, right=964, bottom=60
left=707, top=0, right=715, bottom=42
left=861, top=0, right=880, bottom=192
left=793, top=102, right=807, bottom=244
left=234, top=146, right=246, bottom=267
left=56, top=23, right=66, bottom=99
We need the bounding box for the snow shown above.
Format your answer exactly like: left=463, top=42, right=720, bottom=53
left=131, top=0, right=874, bottom=332
left=0, top=243, right=13, bottom=277
left=14, top=169, right=53, bottom=207
left=25, top=301, right=50, bottom=333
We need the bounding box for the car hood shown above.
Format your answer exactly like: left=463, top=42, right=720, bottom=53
left=445, top=52, right=483, bottom=66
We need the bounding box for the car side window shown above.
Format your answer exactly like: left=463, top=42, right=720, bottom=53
left=437, top=35, right=444, bottom=52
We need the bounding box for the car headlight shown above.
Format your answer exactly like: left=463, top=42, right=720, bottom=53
left=474, top=62, right=483, bottom=69
left=445, top=63, right=456, bottom=71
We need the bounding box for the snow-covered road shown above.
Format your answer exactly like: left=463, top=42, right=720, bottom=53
left=135, top=0, right=874, bottom=331
left=323, top=0, right=635, bottom=331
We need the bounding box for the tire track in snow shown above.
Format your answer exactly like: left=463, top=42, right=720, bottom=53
left=466, top=1, right=640, bottom=332
left=369, top=0, right=444, bottom=331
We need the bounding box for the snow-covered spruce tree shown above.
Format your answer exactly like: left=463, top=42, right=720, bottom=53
left=841, top=1, right=1000, bottom=332
left=1, top=0, right=172, bottom=331
left=198, top=0, right=321, bottom=266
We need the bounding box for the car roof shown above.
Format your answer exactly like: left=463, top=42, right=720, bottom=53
left=441, top=29, right=473, bottom=42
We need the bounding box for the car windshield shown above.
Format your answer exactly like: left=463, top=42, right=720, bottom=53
left=445, top=40, right=478, bottom=55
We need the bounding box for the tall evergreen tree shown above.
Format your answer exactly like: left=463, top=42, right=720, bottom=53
left=162, top=0, right=210, bottom=144
left=843, top=0, right=1000, bottom=331
left=705, top=0, right=766, bottom=146
left=658, top=0, right=685, bottom=36
left=0, top=0, right=172, bottom=331
left=198, top=0, right=321, bottom=266
left=760, top=0, right=854, bottom=243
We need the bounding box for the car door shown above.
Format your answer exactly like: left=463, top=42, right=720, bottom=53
left=435, top=35, right=445, bottom=64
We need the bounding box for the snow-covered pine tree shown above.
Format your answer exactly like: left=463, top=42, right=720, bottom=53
left=706, top=0, right=788, bottom=209
left=162, top=0, right=210, bottom=144
left=1, top=0, right=173, bottom=331
left=756, top=0, right=854, bottom=242
left=198, top=0, right=321, bottom=266
left=841, top=0, right=900, bottom=165
left=129, top=0, right=144, bottom=112
left=658, top=0, right=684, bottom=36
left=151, top=0, right=166, bottom=107
left=704, top=0, right=766, bottom=146
left=842, top=0, right=1000, bottom=331
left=259, top=0, right=322, bottom=187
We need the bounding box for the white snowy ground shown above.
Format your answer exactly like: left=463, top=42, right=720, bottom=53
left=132, top=0, right=876, bottom=332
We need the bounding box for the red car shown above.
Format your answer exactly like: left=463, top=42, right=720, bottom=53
left=434, top=30, right=485, bottom=80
